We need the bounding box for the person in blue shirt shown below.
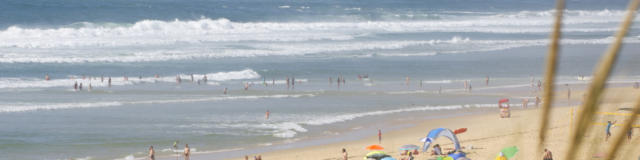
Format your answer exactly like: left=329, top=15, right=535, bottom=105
left=606, top=120, right=617, bottom=141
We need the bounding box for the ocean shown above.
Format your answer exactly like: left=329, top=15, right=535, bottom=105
left=1, top=0, right=640, bottom=159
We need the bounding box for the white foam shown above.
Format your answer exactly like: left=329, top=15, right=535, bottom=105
left=0, top=69, right=259, bottom=89
left=0, top=102, right=123, bottom=113
left=113, top=155, right=139, bottom=160
left=0, top=9, right=634, bottom=50
left=302, top=104, right=497, bottom=125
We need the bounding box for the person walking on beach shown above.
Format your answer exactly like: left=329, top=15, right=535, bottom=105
left=74, top=81, right=78, bottom=91
left=149, top=146, right=155, bottom=160
left=606, top=120, right=617, bottom=141
left=522, top=98, right=529, bottom=109
left=378, top=129, right=382, bottom=144
left=342, top=148, right=348, bottom=160
left=45, top=74, right=50, bottom=81
left=628, top=127, right=633, bottom=141
left=535, top=96, right=541, bottom=107
left=184, top=144, right=190, bottom=160
left=543, top=148, right=553, bottom=160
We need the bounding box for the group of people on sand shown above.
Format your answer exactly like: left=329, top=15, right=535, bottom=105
left=148, top=143, right=190, bottom=160
left=244, top=155, right=263, bottom=160
left=605, top=120, right=634, bottom=142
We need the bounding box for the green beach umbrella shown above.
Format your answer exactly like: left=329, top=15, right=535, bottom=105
left=500, top=146, right=519, bottom=159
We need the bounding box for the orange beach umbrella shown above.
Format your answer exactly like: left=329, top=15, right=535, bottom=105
left=366, top=144, right=384, bottom=150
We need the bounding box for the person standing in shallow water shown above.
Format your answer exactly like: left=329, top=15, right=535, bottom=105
left=184, top=144, right=190, bottom=160
left=265, top=110, right=270, bottom=120
left=148, top=146, right=155, bottom=160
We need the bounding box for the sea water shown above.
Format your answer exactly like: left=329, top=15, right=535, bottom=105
left=1, top=0, right=640, bottom=159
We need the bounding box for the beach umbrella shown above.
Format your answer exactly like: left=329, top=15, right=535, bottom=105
left=366, top=151, right=386, bottom=157
left=500, top=146, right=519, bottom=159
left=399, top=144, right=420, bottom=151
left=366, top=144, right=384, bottom=150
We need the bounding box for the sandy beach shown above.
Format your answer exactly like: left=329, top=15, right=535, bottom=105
left=229, top=87, right=640, bottom=160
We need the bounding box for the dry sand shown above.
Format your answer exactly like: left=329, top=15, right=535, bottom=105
left=231, top=87, right=640, bottom=160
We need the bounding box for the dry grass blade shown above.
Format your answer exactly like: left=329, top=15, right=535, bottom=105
left=537, top=0, right=564, bottom=155
left=563, top=0, right=640, bottom=159
left=605, top=96, right=640, bottom=159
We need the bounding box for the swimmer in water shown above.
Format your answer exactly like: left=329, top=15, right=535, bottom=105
left=190, top=74, right=194, bottom=82
left=79, top=83, right=83, bottom=90
left=101, top=75, right=104, bottom=82
left=176, top=75, right=181, bottom=84
left=224, top=87, right=228, bottom=95
left=108, top=77, right=112, bottom=87
left=74, top=81, right=78, bottom=91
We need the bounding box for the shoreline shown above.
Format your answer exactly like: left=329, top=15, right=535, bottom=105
left=210, top=86, right=640, bottom=160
